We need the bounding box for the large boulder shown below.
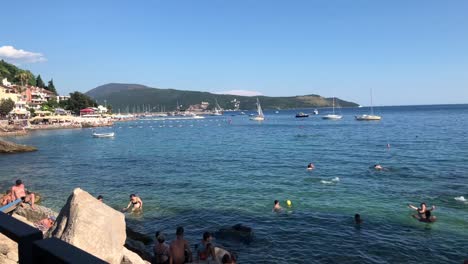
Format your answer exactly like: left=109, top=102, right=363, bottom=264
left=47, top=188, right=126, bottom=264
left=0, top=140, right=36, bottom=153
left=14, top=204, right=55, bottom=223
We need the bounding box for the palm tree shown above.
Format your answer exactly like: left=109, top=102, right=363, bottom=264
left=14, top=71, right=31, bottom=94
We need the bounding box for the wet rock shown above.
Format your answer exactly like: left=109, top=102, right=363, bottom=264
left=214, top=223, right=254, bottom=244
left=0, top=140, right=37, bottom=153
left=125, top=239, right=152, bottom=262
left=121, top=247, right=151, bottom=264
left=127, top=226, right=153, bottom=245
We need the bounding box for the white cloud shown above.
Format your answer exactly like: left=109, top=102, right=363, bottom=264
left=0, top=45, right=46, bottom=63
left=214, top=89, right=263, bottom=96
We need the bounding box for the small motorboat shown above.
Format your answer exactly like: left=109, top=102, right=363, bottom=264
left=313, top=109, right=319, bottom=115
left=295, top=112, right=309, bottom=118
left=355, top=114, right=381, bottom=121
left=93, top=132, right=115, bottom=138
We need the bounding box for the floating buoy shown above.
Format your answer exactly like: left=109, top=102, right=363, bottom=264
left=286, top=200, right=292, bottom=207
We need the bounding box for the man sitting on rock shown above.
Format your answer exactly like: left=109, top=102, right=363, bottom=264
left=169, top=227, right=192, bottom=264
left=11, top=179, right=35, bottom=209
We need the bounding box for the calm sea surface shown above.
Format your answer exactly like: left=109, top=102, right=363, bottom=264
left=1, top=104, right=468, bottom=263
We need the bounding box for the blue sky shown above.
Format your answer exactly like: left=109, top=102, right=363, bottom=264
left=1, top=0, right=467, bottom=106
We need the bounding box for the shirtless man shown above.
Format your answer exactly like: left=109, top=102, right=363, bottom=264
left=169, top=227, right=192, bottom=264
left=11, top=179, right=35, bottom=209
left=123, top=194, right=143, bottom=212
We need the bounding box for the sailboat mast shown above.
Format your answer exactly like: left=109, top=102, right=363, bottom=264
left=370, top=89, right=374, bottom=115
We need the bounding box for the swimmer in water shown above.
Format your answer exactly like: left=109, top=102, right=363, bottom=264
left=414, top=210, right=437, bottom=223
left=408, top=203, right=435, bottom=220
left=123, top=194, right=143, bottom=212
left=272, top=200, right=282, bottom=212
left=374, top=164, right=383, bottom=170
left=354, top=214, right=363, bottom=224
left=307, top=163, right=315, bottom=170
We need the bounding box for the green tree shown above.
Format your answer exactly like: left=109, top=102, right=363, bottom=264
left=14, top=71, right=31, bottom=94
left=46, top=79, right=58, bottom=95
left=36, top=75, right=45, bottom=88
left=0, top=98, right=15, bottom=118
left=41, top=99, right=59, bottom=111
left=67, top=91, right=98, bottom=115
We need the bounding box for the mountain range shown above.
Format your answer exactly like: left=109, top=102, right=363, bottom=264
left=85, top=83, right=359, bottom=111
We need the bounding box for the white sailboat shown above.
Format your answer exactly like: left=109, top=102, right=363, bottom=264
left=322, top=97, right=342, bottom=120
left=250, top=98, right=265, bottom=121
left=355, top=89, right=381, bottom=121
left=211, top=99, right=223, bottom=116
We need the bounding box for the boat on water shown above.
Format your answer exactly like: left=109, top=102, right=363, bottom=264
left=322, top=97, right=342, bottom=120
left=313, top=109, right=319, bottom=115
left=93, top=132, right=115, bottom=138
left=211, top=99, right=223, bottom=116
left=295, top=112, right=309, bottom=118
left=355, top=89, right=381, bottom=121
left=250, top=98, right=265, bottom=121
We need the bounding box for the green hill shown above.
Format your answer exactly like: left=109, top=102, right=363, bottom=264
left=85, top=83, right=359, bottom=111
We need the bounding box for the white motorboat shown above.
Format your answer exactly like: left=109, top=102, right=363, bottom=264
left=250, top=98, right=265, bottom=121
left=93, top=132, right=115, bottom=138
left=355, top=114, right=381, bottom=121
left=355, top=89, right=381, bottom=121
left=322, top=97, right=342, bottom=120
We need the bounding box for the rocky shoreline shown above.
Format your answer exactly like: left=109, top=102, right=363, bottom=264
left=0, top=139, right=37, bottom=153
left=0, top=189, right=150, bottom=264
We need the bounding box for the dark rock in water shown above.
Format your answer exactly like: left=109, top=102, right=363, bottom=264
left=125, top=226, right=154, bottom=262
left=0, top=140, right=37, bottom=153
left=124, top=238, right=152, bottom=262
left=126, top=226, right=153, bottom=245
left=214, top=223, right=254, bottom=244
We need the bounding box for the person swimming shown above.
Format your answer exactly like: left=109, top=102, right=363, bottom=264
left=272, top=200, right=282, bottom=212
left=408, top=202, right=435, bottom=220
left=354, top=214, right=363, bottom=224
left=123, top=194, right=143, bottom=212
left=374, top=164, right=383, bottom=170
left=307, top=163, right=315, bottom=170
left=418, top=210, right=437, bottom=223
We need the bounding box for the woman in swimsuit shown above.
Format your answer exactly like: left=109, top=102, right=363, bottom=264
left=123, top=194, right=143, bottom=212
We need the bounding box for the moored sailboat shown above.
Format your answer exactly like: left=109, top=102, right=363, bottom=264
left=250, top=98, right=265, bottom=121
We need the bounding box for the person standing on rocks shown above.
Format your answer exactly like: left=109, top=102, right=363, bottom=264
left=169, top=226, right=192, bottom=264
left=11, top=179, right=35, bottom=209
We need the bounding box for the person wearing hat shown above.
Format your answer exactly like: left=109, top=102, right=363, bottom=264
left=153, top=231, right=170, bottom=264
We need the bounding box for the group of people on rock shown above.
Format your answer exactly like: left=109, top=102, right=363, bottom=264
left=152, top=227, right=237, bottom=264
left=1, top=179, right=36, bottom=209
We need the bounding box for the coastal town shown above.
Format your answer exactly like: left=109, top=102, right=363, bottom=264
left=0, top=77, right=117, bottom=135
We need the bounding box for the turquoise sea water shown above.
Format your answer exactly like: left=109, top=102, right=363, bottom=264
left=1, top=105, right=468, bottom=263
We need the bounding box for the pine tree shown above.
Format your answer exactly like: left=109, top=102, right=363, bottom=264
left=36, top=75, right=45, bottom=88
left=46, top=79, right=58, bottom=95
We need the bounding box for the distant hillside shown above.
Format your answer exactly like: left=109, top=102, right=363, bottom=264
left=85, top=83, right=359, bottom=111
